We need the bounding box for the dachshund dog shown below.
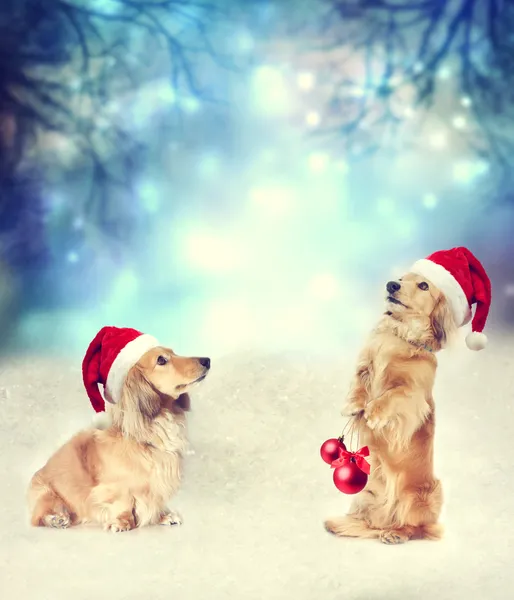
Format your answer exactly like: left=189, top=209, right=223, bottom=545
left=325, top=272, right=455, bottom=544
left=28, top=345, right=210, bottom=532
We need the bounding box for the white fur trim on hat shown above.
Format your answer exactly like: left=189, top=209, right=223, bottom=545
left=410, top=259, right=472, bottom=327
left=105, top=333, right=159, bottom=403
left=465, top=331, right=488, bottom=351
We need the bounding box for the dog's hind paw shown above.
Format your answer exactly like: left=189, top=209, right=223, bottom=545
left=43, top=510, right=71, bottom=529
left=159, top=510, right=183, bottom=526
left=380, top=529, right=409, bottom=545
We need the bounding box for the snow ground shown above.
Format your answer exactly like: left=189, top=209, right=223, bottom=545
left=1, top=335, right=513, bottom=600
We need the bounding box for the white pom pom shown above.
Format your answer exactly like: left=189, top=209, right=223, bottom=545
left=465, top=331, right=488, bottom=351
left=91, top=412, right=112, bottom=430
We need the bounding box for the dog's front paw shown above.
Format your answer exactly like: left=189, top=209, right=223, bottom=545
left=364, top=399, right=393, bottom=430
left=105, top=511, right=135, bottom=533
left=341, top=400, right=365, bottom=417
left=159, top=510, right=183, bottom=526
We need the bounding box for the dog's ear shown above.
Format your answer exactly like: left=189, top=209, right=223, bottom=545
left=431, top=295, right=455, bottom=348
left=122, top=365, right=161, bottom=420
left=176, top=393, right=191, bottom=412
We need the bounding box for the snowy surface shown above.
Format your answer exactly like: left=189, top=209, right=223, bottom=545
left=1, top=336, right=514, bottom=600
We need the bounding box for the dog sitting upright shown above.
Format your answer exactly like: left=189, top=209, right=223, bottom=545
left=28, top=326, right=210, bottom=532
left=325, top=247, right=491, bottom=544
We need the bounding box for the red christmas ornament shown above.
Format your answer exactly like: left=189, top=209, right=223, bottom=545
left=330, top=446, right=371, bottom=495
left=320, top=437, right=346, bottom=465
left=332, top=461, right=368, bottom=494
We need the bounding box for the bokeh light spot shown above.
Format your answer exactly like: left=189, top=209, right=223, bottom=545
left=252, top=66, right=290, bottom=115
left=305, top=111, right=321, bottom=127
left=307, top=152, right=329, bottom=173
left=423, top=193, right=438, bottom=209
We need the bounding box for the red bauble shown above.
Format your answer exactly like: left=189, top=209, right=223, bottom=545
left=333, top=459, right=368, bottom=494
left=320, top=438, right=346, bottom=464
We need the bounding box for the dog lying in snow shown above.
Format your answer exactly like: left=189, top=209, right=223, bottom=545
left=28, top=326, right=210, bottom=532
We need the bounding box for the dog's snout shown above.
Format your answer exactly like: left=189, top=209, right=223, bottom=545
left=198, top=357, right=211, bottom=369
left=386, top=281, right=401, bottom=294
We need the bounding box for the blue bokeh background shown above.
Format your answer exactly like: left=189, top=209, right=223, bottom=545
left=1, top=0, right=513, bottom=359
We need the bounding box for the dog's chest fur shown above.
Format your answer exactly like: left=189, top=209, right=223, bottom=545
left=101, top=409, right=189, bottom=525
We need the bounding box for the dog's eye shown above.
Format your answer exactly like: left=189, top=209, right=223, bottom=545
left=418, top=282, right=429, bottom=291
left=156, top=355, right=168, bottom=366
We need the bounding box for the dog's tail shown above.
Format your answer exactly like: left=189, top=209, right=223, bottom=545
left=324, top=515, right=381, bottom=538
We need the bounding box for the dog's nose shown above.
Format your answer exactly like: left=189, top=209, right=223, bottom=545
left=386, top=281, right=401, bottom=294
left=198, top=357, right=211, bottom=369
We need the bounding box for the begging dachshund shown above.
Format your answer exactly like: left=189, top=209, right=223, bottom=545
left=325, top=247, right=491, bottom=544
left=28, top=326, right=210, bottom=532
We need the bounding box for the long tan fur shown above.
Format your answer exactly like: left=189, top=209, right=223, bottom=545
left=325, top=273, right=455, bottom=544
left=27, top=347, right=210, bottom=532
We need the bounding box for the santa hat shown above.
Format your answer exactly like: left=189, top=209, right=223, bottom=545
left=82, top=326, right=159, bottom=412
left=409, top=247, right=491, bottom=350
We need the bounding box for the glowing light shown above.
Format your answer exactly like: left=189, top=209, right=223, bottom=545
left=453, top=160, right=489, bottom=184
left=91, top=0, right=120, bottom=14
left=182, top=230, right=242, bottom=273
left=305, top=111, right=321, bottom=127
left=429, top=132, right=447, bottom=149
left=452, top=115, right=466, bottom=130
left=252, top=66, right=289, bottom=115
left=138, top=181, right=160, bottom=213
left=69, top=78, right=82, bottom=91
left=67, top=251, right=79, bottom=264
left=505, top=284, right=514, bottom=297
left=376, top=197, right=395, bottom=216
left=423, top=193, right=438, bottom=209
left=182, top=96, right=200, bottom=113
left=389, top=74, right=403, bottom=87
left=404, top=107, right=415, bottom=119
left=297, top=72, right=315, bottom=91
left=249, top=186, right=294, bottom=216
left=308, top=274, right=340, bottom=301
left=307, top=152, right=329, bottom=173
left=156, top=82, right=176, bottom=104
left=413, top=61, right=424, bottom=74
left=438, top=66, right=451, bottom=79
left=350, top=86, right=365, bottom=97
left=461, top=96, right=472, bottom=108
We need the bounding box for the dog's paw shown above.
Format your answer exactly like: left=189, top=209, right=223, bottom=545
left=43, top=510, right=71, bottom=529
left=341, top=400, right=365, bottom=417
left=380, top=529, right=409, bottom=545
left=364, top=399, right=393, bottom=430
left=159, top=510, right=183, bottom=526
left=324, top=519, right=339, bottom=535
left=105, top=512, right=135, bottom=533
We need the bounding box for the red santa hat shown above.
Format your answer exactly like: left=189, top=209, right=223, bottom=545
left=410, top=247, right=492, bottom=351
left=82, top=326, right=159, bottom=412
